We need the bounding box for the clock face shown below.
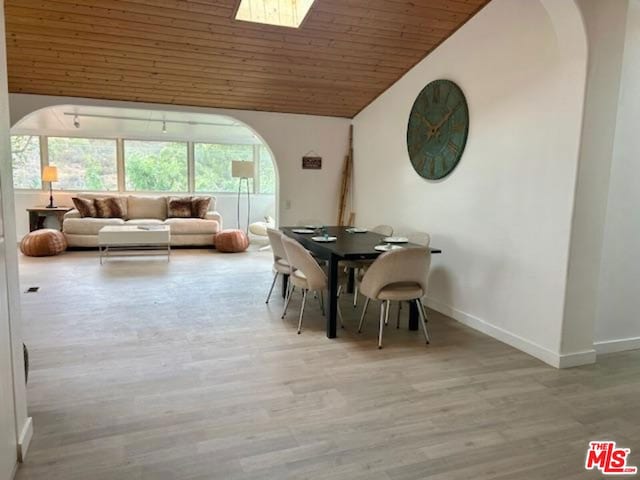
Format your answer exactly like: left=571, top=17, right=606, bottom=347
left=407, top=79, right=469, bottom=180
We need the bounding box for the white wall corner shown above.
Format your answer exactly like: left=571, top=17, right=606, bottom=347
left=425, top=297, right=568, bottom=369
left=557, top=349, right=596, bottom=368
left=594, top=337, right=640, bottom=355
left=17, top=416, right=33, bottom=462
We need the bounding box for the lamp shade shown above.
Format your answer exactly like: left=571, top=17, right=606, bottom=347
left=42, top=166, right=59, bottom=182
left=231, top=161, right=255, bottom=179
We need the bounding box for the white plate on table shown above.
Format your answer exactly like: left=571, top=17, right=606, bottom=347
left=383, top=236, right=409, bottom=244
left=305, top=225, right=322, bottom=229
left=312, top=236, right=337, bottom=242
left=292, top=228, right=315, bottom=234
left=375, top=244, right=404, bottom=252
left=346, top=227, right=368, bottom=233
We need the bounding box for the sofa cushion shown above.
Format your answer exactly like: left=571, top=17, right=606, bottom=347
left=167, top=196, right=193, bottom=218
left=127, top=196, right=167, bottom=220
left=95, top=197, right=126, bottom=218
left=125, top=219, right=164, bottom=226
left=164, top=218, right=220, bottom=235
left=63, top=217, right=125, bottom=235
left=71, top=197, right=97, bottom=218
left=191, top=197, right=211, bottom=219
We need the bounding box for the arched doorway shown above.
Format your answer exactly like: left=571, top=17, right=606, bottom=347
left=9, top=104, right=279, bottom=238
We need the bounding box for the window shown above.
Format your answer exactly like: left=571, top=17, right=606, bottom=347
left=194, top=143, right=253, bottom=193
left=124, top=140, right=188, bottom=192
left=9, top=133, right=277, bottom=195
left=258, top=146, right=276, bottom=194
left=235, top=0, right=315, bottom=28
left=48, top=137, right=118, bottom=191
left=11, top=135, right=41, bottom=189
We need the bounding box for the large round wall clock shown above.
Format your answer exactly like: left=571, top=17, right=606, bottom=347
left=407, top=79, right=469, bottom=180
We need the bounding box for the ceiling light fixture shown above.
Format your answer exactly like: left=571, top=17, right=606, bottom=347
left=73, top=115, right=80, bottom=128
left=63, top=112, right=241, bottom=128
left=235, top=0, right=315, bottom=28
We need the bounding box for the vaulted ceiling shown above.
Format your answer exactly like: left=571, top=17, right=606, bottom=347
left=5, top=0, right=490, bottom=118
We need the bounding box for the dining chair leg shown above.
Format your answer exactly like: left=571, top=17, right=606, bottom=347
left=422, top=302, right=430, bottom=323
left=353, top=269, right=359, bottom=308
left=384, top=300, right=390, bottom=325
left=358, top=297, right=370, bottom=332
left=416, top=299, right=431, bottom=344
left=265, top=271, right=278, bottom=304
left=282, top=285, right=295, bottom=319
left=298, top=289, right=308, bottom=334
left=319, top=290, right=325, bottom=315
left=378, top=300, right=386, bottom=349
left=396, top=301, right=402, bottom=329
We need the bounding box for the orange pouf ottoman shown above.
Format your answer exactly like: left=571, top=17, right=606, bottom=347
left=20, top=229, right=67, bottom=257
left=215, top=229, right=249, bottom=253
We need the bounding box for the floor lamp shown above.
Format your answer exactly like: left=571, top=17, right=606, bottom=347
left=231, top=160, right=255, bottom=234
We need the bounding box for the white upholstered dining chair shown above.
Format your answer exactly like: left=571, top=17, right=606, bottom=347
left=370, top=224, right=394, bottom=237
left=280, top=235, right=343, bottom=334
left=265, top=228, right=290, bottom=304
left=394, top=231, right=431, bottom=327
left=344, top=224, right=395, bottom=308
left=357, top=247, right=431, bottom=348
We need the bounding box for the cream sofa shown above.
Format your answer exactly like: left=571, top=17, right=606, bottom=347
left=63, top=193, right=223, bottom=247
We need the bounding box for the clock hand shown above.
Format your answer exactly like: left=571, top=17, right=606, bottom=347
left=414, top=112, right=438, bottom=139
left=434, top=102, right=462, bottom=133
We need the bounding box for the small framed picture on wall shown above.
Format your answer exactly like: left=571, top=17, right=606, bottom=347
left=302, top=156, right=322, bottom=170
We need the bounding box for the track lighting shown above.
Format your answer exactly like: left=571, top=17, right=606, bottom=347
left=73, top=115, right=80, bottom=128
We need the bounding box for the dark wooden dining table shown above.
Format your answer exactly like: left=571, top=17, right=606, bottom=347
left=280, top=226, right=442, bottom=339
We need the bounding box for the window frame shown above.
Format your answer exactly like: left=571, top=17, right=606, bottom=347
left=122, top=138, right=190, bottom=194
left=45, top=135, right=120, bottom=192
left=192, top=141, right=259, bottom=195
left=9, top=134, right=276, bottom=196
left=10, top=134, right=44, bottom=191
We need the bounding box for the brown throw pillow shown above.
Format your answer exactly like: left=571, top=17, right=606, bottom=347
left=191, top=197, right=211, bottom=219
left=167, top=197, right=193, bottom=218
left=72, top=197, right=97, bottom=218
left=94, top=197, right=125, bottom=218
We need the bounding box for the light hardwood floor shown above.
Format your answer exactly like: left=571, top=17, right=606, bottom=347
left=14, top=248, right=640, bottom=479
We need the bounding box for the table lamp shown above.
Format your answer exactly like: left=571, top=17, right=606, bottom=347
left=231, top=161, right=255, bottom=234
left=42, top=165, right=59, bottom=208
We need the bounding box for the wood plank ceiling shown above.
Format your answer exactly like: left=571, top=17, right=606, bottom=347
left=5, top=0, right=490, bottom=118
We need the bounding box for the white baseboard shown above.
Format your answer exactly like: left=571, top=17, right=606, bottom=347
left=424, top=297, right=595, bottom=369
left=17, top=417, right=33, bottom=462
left=557, top=349, right=597, bottom=368
left=594, top=336, right=640, bottom=355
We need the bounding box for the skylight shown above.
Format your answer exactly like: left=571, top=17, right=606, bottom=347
left=235, top=0, right=315, bottom=28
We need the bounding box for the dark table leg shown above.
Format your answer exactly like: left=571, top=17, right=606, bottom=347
left=346, top=267, right=355, bottom=294
left=326, top=254, right=339, bottom=338
left=28, top=212, right=38, bottom=232
left=408, top=301, right=419, bottom=331
left=281, top=274, right=289, bottom=299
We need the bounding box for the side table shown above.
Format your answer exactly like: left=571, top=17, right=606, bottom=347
left=27, top=206, right=73, bottom=232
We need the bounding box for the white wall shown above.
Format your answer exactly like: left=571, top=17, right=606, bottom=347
left=562, top=0, right=629, bottom=357
left=595, top=0, right=640, bottom=353
left=9, top=94, right=351, bottom=230
left=0, top=2, right=31, bottom=476
left=13, top=191, right=275, bottom=241
left=352, top=0, right=587, bottom=367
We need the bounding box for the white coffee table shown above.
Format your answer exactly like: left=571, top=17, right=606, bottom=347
left=98, top=225, right=171, bottom=264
